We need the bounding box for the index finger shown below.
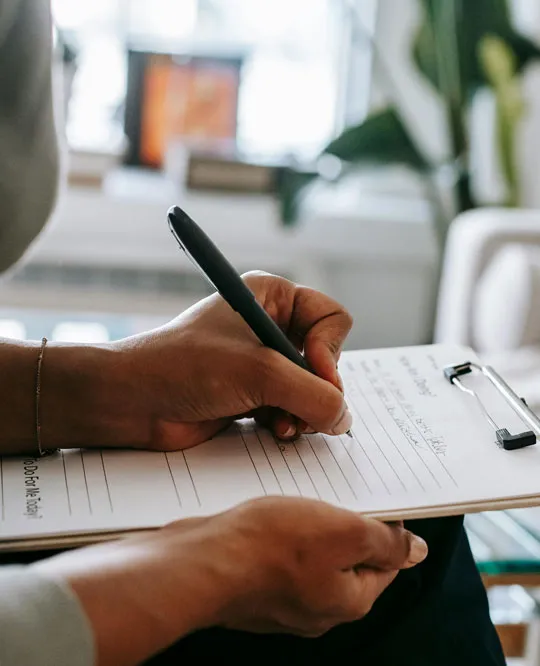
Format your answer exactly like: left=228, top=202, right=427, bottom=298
left=290, top=286, right=352, bottom=387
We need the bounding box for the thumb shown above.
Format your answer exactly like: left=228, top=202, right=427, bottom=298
left=259, top=351, right=352, bottom=435
left=360, top=519, right=428, bottom=571
left=330, top=513, right=428, bottom=571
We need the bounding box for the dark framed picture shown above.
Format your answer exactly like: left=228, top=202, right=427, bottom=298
left=124, top=49, right=243, bottom=168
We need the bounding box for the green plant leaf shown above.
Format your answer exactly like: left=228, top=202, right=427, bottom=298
left=276, top=109, right=430, bottom=226
left=323, top=107, right=430, bottom=171
left=479, top=35, right=525, bottom=206
left=275, top=167, right=318, bottom=226
left=505, top=31, right=540, bottom=71
left=413, top=0, right=540, bottom=96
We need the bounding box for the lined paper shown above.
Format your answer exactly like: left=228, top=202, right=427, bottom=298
left=3, top=343, right=540, bottom=544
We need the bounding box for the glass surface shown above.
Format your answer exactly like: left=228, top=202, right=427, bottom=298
left=466, top=511, right=540, bottom=576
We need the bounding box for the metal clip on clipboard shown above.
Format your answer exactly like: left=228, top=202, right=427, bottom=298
left=443, top=361, right=540, bottom=451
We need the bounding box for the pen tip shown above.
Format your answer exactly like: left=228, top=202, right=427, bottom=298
left=346, top=430, right=353, bottom=438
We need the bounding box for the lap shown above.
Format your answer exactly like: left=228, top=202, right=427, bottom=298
left=1, top=517, right=505, bottom=666
left=146, top=517, right=505, bottom=666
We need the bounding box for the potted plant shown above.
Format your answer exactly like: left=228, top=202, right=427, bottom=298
left=278, top=0, right=540, bottom=335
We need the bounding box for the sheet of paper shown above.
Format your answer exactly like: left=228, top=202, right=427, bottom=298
left=3, top=343, right=540, bottom=543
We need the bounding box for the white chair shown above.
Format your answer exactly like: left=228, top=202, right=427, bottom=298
left=435, top=208, right=540, bottom=414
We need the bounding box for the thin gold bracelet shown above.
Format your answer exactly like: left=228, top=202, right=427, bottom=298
left=35, top=337, right=57, bottom=457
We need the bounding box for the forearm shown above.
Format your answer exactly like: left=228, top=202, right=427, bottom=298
left=0, top=338, right=39, bottom=453
left=0, top=338, right=149, bottom=455
left=33, top=533, right=226, bottom=666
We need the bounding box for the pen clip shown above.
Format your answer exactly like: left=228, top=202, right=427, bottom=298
left=169, top=218, right=218, bottom=293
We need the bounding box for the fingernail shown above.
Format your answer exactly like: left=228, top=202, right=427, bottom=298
left=331, top=407, right=353, bottom=435
left=281, top=424, right=297, bottom=439
left=336, top=373, right=344, bottom=393
left=406, top=534, right=428, bottom=566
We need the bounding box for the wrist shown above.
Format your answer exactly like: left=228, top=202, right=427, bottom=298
left=0, top=339, right=42, bottom=454
left=41, top=342, right=149, bottom=450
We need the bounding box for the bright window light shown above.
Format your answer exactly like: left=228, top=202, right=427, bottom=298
left=128, top=0, right=197, bottom=40
left=52, top=322, right=110, bottom=343
left=0, top=320, right=26, bottom=340
left=52, top=0, right=350, bottom=160
left=51, top=0, right=120, bottom=31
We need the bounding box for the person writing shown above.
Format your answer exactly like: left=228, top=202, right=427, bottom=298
left=0, top=2, right=505, bottom=665
left=2, top=271, right=429, bottom=666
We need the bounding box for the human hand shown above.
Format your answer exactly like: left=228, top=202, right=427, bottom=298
left=198, top=497, right=427, bottom=636
left=78, top=272, right=352, bottom=451
left=42, top=272, right=352, bottom=451
left=36, top=497, right=428, bottom=666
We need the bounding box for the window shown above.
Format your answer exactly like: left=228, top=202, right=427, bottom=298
left=52, top=322, right=111, bottom=343
left=52, top=0, right=376, bottom=161
left=0, top=308, right=170, bottom=343
left=0, top=320, right=26, bottom=340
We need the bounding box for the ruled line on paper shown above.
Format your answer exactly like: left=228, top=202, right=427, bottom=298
left=100, top=452, right=113, bottom=512
left=239, top=429, right=267, bottom=495
left=254, top=429, right=284, bottom=494
left=352, top=378, right=425, bottom=492
left=164, top=453, right=183, bottom=508
left=80, top=451, right=92, bottom=514
left=371, top=366, right=458, bottom=487
left=182, top=451, right=201, bottom=507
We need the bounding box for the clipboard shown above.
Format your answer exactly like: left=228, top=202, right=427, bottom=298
left=444, top=361, right=540, bottom=450
left=5, top=344, right=540, bottom=553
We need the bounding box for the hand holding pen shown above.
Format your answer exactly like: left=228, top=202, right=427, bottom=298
left=167, top=205, right=353, bottom=440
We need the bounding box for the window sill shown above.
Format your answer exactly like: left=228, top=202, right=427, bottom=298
left=37, top=166, right=435, bottom=272
left=5, top=167, right=438, bottom=347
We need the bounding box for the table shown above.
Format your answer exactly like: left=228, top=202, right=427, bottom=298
left=466, top=509, right=540, bottom=663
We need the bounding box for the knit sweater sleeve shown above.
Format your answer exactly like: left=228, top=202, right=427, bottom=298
left=0, top=565, right=94, bottom=666
left=0, top=0, right=60, bottom=273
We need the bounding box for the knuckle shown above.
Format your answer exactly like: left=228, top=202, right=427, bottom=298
left=241, top=270, right=276, bottom=286
left=317, top=387, right=344, bottom=423
left=380, top=525, right=410, bottom=567
left=343, top=309, right=354, bottom=331
left=396, top=528, right=412, bottom=562
left=241, top=272, right=294, bottom=301
left=359, top=518, right=390, bottom=561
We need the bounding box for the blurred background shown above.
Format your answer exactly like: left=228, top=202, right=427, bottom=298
left=5, top=1, right=540, bottom=661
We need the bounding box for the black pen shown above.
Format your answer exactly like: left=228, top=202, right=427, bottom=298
left=167, top=205, right=352, bottom=437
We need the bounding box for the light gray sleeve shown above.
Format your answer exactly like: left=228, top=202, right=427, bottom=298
left=0, top=0, right=60, bottom=273
left=0, top=566, right=94, bottom=666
